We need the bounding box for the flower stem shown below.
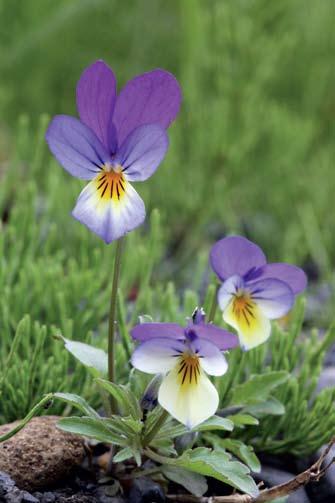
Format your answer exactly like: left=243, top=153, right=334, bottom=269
left=208, top=284, right=219, bottom=322
left=108, top=237, right=124, bottom=404
left=143, top=408, right=169, bottom=446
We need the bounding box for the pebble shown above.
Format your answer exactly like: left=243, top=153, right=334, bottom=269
left=128, top=477, right=165, bottom=503
left=0, top=416, right=85, bottom=492
left=0, top=471, right=39, bottom=502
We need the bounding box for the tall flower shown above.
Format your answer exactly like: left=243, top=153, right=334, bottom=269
left=131, top=310, right=238, bottom=428
left=210, top=236, right=307, bottom=350
left=46, top=60, right=181, bottom=243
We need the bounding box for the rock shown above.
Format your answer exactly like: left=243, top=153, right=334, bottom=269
left=255, top=466, right=310, bottom=503
left=128, top=477, right=165, bottom=503
left=0, top=471, right=39, bottom=502
left=0, top=416, right=85, bottom=491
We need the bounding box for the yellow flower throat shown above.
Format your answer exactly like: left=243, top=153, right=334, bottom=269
left=177, top=353, right=201, bottom=387
left=232, top=292, right=256, bottom=327
left=95, top=167, right=126, bottom=202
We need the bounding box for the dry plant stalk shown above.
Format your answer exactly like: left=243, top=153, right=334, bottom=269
left=167, top=437, right=335, bottom=503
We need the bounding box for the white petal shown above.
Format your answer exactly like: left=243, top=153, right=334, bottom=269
left=158, top=366, right=219, bottom=428
left=131, top=338, right=185, bottom=374
left=223, top=298, right=271, bottom=351
left=217, top=275, right=244, bottom=311
left=72, top=178, right=145, bottom=243
left=191, top=338, right=228, bottom=376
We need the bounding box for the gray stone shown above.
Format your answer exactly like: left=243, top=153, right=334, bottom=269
left=0, top=471, right=39, bottom=502
left=128, top=477, right=165, bottom=503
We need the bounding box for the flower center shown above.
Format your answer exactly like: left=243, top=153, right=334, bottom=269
left=232, top=291, right=256, bottom=326
left=177, top=352, right=201, bottom=387
left=95, top=165, right=126, bottom=202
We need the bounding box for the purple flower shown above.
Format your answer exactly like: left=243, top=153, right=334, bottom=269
left=46, top=60, right=181, bottom=243
left=130, top=310, right=238, bottom=427
left=210, top=236, right=307, bottom=350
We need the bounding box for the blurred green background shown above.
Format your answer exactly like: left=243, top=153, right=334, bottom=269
left=1, top=0, right=335, bottom=272
left=0, top=0, right=335, bottom=427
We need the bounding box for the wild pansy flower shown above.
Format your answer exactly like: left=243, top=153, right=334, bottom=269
left=131, top=309, right=238, bottom=428
left=46, top=60, right=181, bottom=243
left=210, top=236, right=307, bottom=350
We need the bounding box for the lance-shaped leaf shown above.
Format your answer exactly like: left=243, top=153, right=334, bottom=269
left=54, top=392, right=100, bottom=418
left=58, top=416, right=127, bottom=446
left=244, top=397, right=285, bottom=416
left=229, top=371, right=289, bottom=406
left=194, top=415, right=234, bottom=433
left=227, top=414, right=259, bottom=428
left=161, top=465, right=208, bottom=497
left=95, top=378, right=141, bottom=419
left=60, top=336, right=108, bottom=375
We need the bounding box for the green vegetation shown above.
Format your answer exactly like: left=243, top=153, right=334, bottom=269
left=0, top=0, right=334, bottom=463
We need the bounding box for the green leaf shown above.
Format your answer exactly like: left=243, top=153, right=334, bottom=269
left=227, top=414, right=259, bottom=427
left=113, top=447, right=134, bottom=463
left=205, top=435, right=261, bottom=473
left=161, top=465, right=208, bottom=497
left=245, top=397, right=285, bottom=417
left=60, top=337, right=108, bottom=375
left=154, top=422, right=188, bottom=441
left=229, top=371, right=289, bottom=406
left=95, top=378, right=141, bottom=419
left=105, top=415, right=143, bottom=436
left=113, top=446, right=142, bottom=466
left=57, top=416, right=126, bottom=446
left=54, top=392, right=100, bottom=418
left=149, top=447, right=259, bottom=497
left=194, top=415, right=234, bottom=432
left=150, top=438, right=177, bottom=457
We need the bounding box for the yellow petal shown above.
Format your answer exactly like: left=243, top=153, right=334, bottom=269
left=223, top=296, right=271, bottom=350
left=158, top=364, right=219, bottom=428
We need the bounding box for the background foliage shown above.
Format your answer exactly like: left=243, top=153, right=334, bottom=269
left=0, top=0, right=334, bottom=458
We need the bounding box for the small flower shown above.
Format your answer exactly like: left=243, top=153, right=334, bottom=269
left=210, top=235, right=307, bottom=350
left=131, top=314, right=238, bottom=428
left=46, top=60, right=181, bottom=243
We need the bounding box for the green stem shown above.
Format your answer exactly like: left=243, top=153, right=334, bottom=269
left=0, top=393, right=53, bottom=443
left=108, top=237, right=124, bottom=404
left=127, top=467, right=161, bottom=479
left=143, top=447, right=171, bottom=465
left=143, top=408, right=169, bottom=446
left=208, top=284, right=219, bottom=322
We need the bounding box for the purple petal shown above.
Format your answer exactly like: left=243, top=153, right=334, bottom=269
left=131, top=323, right=185, bottom=342
left=76, top=60, right=117, bottom=151
left=192, top=323, right=238, bottom=351
left=131, top=337, right=185, bottom=374
left=46, top=115, right=109, bottom=179
left=72, top=180, right=145, bottom=243
left=113, top=69, right=181, bottom=145
left=192, top=307, right=206, bottom=325
left=255, top=263, right=307, bottom=295
left=210, top=236, right=267, bottom=281
left=248, top=278, right=294, bottom=319
left=115, top=124, right=169, bottom=181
